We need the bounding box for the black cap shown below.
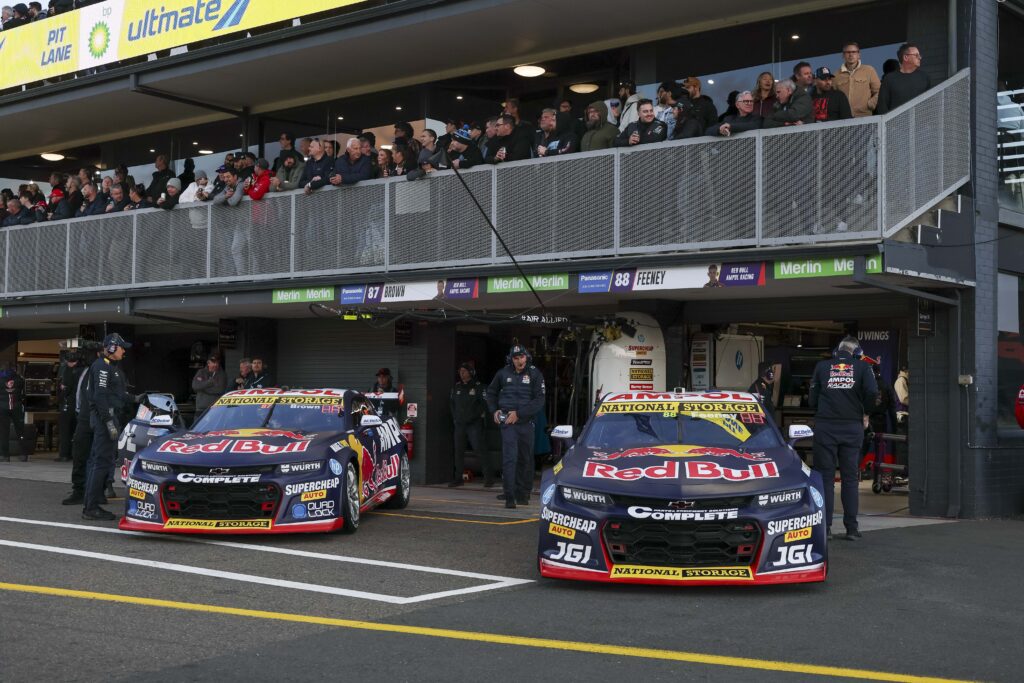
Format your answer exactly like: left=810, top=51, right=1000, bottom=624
left=509, top=345, right=528, bottom=357
left=102, top=333, right=131, bottom=349
left=815, top=66, right=834, bottom=79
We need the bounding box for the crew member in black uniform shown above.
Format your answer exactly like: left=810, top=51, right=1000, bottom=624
left=449, top=363, right=491, bottom=488
left=57, top=354, right=84, bottom=462
left=0, top=363, right=26, bottom=462
left=809, top=336, right=878, bottom=540
left=370, top=368, right=400, bottom=416
left=62, top=349, right=99, bottom=506
left=247, top=357, right=274, bottom=388
left=486, top=345, right=545, bottom=508
left=748, top=362, right=776, bottom=414
left=82, top=333, right=136, bottom=520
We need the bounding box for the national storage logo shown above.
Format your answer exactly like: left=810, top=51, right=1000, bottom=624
left=126, top=0, right=251, bottom=42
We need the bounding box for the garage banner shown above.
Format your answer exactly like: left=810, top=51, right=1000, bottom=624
left=577, top=263, right=766, bottom=294
left=773, top=255, right=883, bottom=279
left=0, top=0, right=370, bottom=90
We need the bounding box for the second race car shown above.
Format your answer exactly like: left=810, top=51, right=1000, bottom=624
left=118, top=388, right=410, bottom=534
left=538, top=391, right=827, bottom=585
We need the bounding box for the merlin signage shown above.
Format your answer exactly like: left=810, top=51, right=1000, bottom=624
left=1, top=0, right=371, bottom=90
left=487, top=274, right=570, bottom=293
left=773, top=255, right=883, bottom=279
left=272, top=287, right=335, bottom=304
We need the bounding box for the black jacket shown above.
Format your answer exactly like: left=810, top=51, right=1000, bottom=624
left=811, top=89, right=853, bottom=122
left=614, top=118, right=668, bottom=147
left=764, top=88, right=815, bottom=128
left=75, top=195, right=106, bottom=217
left=707, top=113, right=763, bottom=136
left=145, top=168, right=175, bottom=204
left=447, top=143, right=483, bottom=170
left=88, top=356, right=133, bottom=426
left=0, top=370, right=24, bottom=412
left=808, top=352, right=879, bottom=421
left=534, top=112, right=579, bottom=157
left=451, top=379, right=487, bottom=424
left=52, top=190, right=83, bottom=219
left=486, top=128, right=533, bottom=163
left=299, top=154, right=335, bottom=191
left=748, top=377, right=775, bottom=413
left=245, top=371, right=274, bottom=389
left=1, top=207, right=34, bottom=226
left=486, top=364, right=545, bottom=421
left=59, top=364, right=85, bottom=413
left=691, top=95, right=719, bottom=132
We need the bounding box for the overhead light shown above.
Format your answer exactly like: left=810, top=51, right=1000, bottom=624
left=569, top=83, right=599, bottom=94
left=381, top=144, right=393, bottom=150
left=149, top=148, right=155, bottom=153
left=707, top=79, right=715, bottom=85
left=198, top=149, right=214, bottom=155
left=192, top=141, right=199, bottom=146
left=337, top=115, right=344, bottom=120
left=40, top=152, right=64, bottom=161
left=514, top=65, right=545, bottom=78
left=791, top=34, right=800, bottom=40
left=395, top=105, right=402, bottom=111
left=456, top=95, right=463, bottom=100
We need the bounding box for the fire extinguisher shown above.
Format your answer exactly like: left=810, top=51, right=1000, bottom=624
left=1015, top=385, right=1024, bottom=430
left=401, top=420, right=415, bottom=459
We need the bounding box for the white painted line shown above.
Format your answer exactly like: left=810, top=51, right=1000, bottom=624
left=0, top=516, right=531, bottom=584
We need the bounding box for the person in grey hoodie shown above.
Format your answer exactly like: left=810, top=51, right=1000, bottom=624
left=581, top=100, right=619, bottom=151
left=763, top=79, right=815, bottom=128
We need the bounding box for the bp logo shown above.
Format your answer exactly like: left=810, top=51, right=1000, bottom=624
left=88, top=21, right=110, bottom=59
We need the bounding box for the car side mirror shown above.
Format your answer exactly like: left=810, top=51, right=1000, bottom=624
left=551, top=425, right=574, bottom=445
left=360, top=414, right=383, bottom=429
left=788, top=424, right=813, bottom=446
left=150, top=415, right=173, bottom=428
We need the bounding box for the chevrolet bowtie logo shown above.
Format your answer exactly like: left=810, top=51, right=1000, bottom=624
left=667, top=500, right=696, bottom=509
left=209, top=467, right=231, bottom=474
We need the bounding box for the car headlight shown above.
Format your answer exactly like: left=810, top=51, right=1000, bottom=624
left=755, top=487, right=804, bottom=508
left=560, top=485, right=612, bottom=508
left=139, top=460, right=171, bottom=474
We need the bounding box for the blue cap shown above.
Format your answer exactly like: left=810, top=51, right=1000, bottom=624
left=102, top=333, right=131, bottom=349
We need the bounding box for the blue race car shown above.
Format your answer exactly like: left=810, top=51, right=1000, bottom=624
left=119, top=388, right=409, bottom=534
left=538, top=391, right=827, bottom=585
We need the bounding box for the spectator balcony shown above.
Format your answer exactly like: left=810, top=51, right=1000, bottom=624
left=0, top=71, right=970, bottom=298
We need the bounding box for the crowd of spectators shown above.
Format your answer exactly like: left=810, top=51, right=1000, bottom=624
left=0, top=41, right=935, bottom=228
left=0, top=1, right=99, bottom=28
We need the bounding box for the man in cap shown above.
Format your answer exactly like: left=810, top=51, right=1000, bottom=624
left=192, top=354, right=226, bottom=421
left=447, top=128, right=483, bottom=170
left=811, top=67, right=853, bottom=122
left=82, top=333, right=136, bottom=520
left=449, top=362, right=491, bottom=487
left=370, top=368, right=400, bottom=416
left=616, top=80, right=642, bottom=132
left=809, top=336, right=878, bottom=540
left=244, top=158, right=272, bottom=200
left=486, top=345, right=545, bottom=508
left=683, top=77, right=719, bottom=132
left=157, top=177, right=181, bottom=210
left=748, top=362, right=777, bottom=415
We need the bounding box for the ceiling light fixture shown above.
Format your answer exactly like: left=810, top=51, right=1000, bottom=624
left=513, top=65, right=545, bottom=78
left=337, top=115, right=344, bottom=120
left=456, top=95, right=463, bottom=100
left=40, top=152, right=64, bottom=161
left=149, top=148, right=155, bottom=153
left=791, top=34, right=800, bottom=40
left=569, top=83, right=599, bottom=94
left=198, top=149, right=214, bottom=155
left=395, top=105, right=402, bottom=111
left=707, top=79, right=715, bottom=85
left=192, top=141, right=199, bottom=146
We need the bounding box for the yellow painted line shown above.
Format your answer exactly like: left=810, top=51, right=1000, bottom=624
left=0, top=582, right=972, bottom=683
left=369, top=511, right=538, bottom=526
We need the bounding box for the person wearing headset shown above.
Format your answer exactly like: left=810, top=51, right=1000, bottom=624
left=82, top=333, right=139, bottom=521
left=748, top=362, right=776, bottom=415
left=449, top=362, right=491, bottom=488
left=486, top=345, right=546, bottom=508
left=809, top=336, right=879, bottom=541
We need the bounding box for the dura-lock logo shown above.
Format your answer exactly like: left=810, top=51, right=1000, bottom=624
left=127, top=0, right=252, bottom=42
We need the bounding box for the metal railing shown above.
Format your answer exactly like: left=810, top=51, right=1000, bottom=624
left=0, top=70, right=971, bottom=297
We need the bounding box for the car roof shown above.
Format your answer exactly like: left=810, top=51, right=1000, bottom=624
left=221, top=388, right=349, bottom=398
left=599, top=391, right=760, bottom=403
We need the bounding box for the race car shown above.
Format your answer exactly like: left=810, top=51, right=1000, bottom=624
left=538, top=391, right=827, bottom=585
left=118, top=388, right=410, bottom=534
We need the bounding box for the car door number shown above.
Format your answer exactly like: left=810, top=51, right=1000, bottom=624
left=773, top=543, right=813, bottom=567
left=551, top=542, right=592, bottom=564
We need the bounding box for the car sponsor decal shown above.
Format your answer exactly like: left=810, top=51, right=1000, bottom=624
left=128, top=500, right=157, bottom=520
left=772, top=543, right=815, bottom=567
left=363, top=454, right=400, bottom=499
left=214, top=395, right=343, bottom=406
left=550, top=541, right=592, bottom=565
left=198, top=429, right=315, bottom=440
left=157, top=439, right=312, bottom=456
left=301, top=489, right=327, bottom=502
left=560, top=487, right=611, bottom=506
left=609, top=565, right=753, bottom=581
left=329, top=458, right=343, bottom=475
left=604, top=392, right=756, bottom=402
left=767, top=511, right=824, bottom=536
left=127, top=478, right=158, bottom=494
left=627, top=506, right=738, bottom=521
left=552, top=460, right=563, bottom=475
left=684, top=461, right=779, bottom=481
left=284, top=478, right=340, bottom=496
left=757, top=489, right=803, bottom=507
left=810, top=486, right=824, bottom=508
left=784, top=527, right=812, bottom=543
left=548, top=523, right=576, bottom=540
left=163, top=519, right=272, bottom=530
left=540, top=507, right=598, bottom=534
left=305, top=499, right=336, bottom=518
left=280, top=461, right=321, bottom=474
left=176, top=473, right=261, bottom=484
left=541, top=484, right=555, bottom=505
left=129, top=488, right=147, bottom=500
left=292, top=504, right=308, bottom=519
left=590, top=445, right=770, bottom=462
left=583, top=460, right=679, bottom=481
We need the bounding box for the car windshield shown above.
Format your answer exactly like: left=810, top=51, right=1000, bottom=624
left=580, top=401, right=783, bottom=452
left=192, top=399, right=344, bottom=434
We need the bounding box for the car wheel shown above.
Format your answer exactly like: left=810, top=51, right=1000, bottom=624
left=340, top=460, right=360, bottom=534
left=383, top=449, right=411, bottom=509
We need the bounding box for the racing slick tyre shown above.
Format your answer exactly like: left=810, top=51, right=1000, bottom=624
left=382, top=449, right=411, bottom=510
left=340, top=460, right=360, bottom=534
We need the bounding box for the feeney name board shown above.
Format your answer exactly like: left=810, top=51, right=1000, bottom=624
left=272, top=287, right=335, bottom=304
left=487, top=274, right=569, bottom=293
left=773, top=255, right=883, bottom=279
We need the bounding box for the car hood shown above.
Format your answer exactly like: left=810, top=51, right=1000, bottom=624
left=137, top=428, right=347, bottom=468
left=556, top=443, right=808, bottom=498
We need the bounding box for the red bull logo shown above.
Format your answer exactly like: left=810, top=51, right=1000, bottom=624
left=591, top=446, right=771, bottom=462
left=202, top=429, right=315, bottom=440
left=684, top=461, right=779, bottom=481
left=590, top=447, right=672, bottom=461
left=834, top=363, right=852, bottom=371
left=682, top=446, right=771, bottom=462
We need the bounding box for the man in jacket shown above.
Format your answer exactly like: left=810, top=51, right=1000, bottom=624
left=2, top=197, right=33, bottom=226
left=683, top=77, right=719, bottom=132
left=614, top=100, right=668, bottom=147
left=486, top=115, right=533, bottom=164
left=447, top=129, right=483, bottom=170
left=247, top=357, right=274, bottom=389
left=212, top=167, right=244, bottom=207
left=534, top=109, right=578, bottom=157
left=330, top=139, right=373, bottom=186
left=245, top=158, right=273, bottom=199
left=809, top=336, right=879, bottom=541
left=833, top=42, right=881, bottom=117
left=708, top=90, right=763, bottom=136
left=449, top=363, right=491, bottom=488
left=486, top=345, right=545, bottom=508
left=56, top=355, right=84, bottom=462
left=144, top=154, right=175, bottom=205
left=63, top=350, right=100, bottom=506
left=764, top=79, right=815, bottom=128
left=83, top=333, right=136, bottom=520
left=811, top=67, right=853, bottom=122
left=581, top=100, right=619, bottom=151
left=877, top=43, right=932, bottom=114
left=192, top=355, right=226, bottom=420
left=75, top=181, right=106, bottom=217
left=748, top=363, right=776, bottom=415
left=616, top=81, right=642, bottom=132
left=0, top=363, right=25, bottom=462
left=271, top=155, right=305, bottom=193
left=50, top=176, right=83, bottom=220
left=300, top=139, right=335, bottom=194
